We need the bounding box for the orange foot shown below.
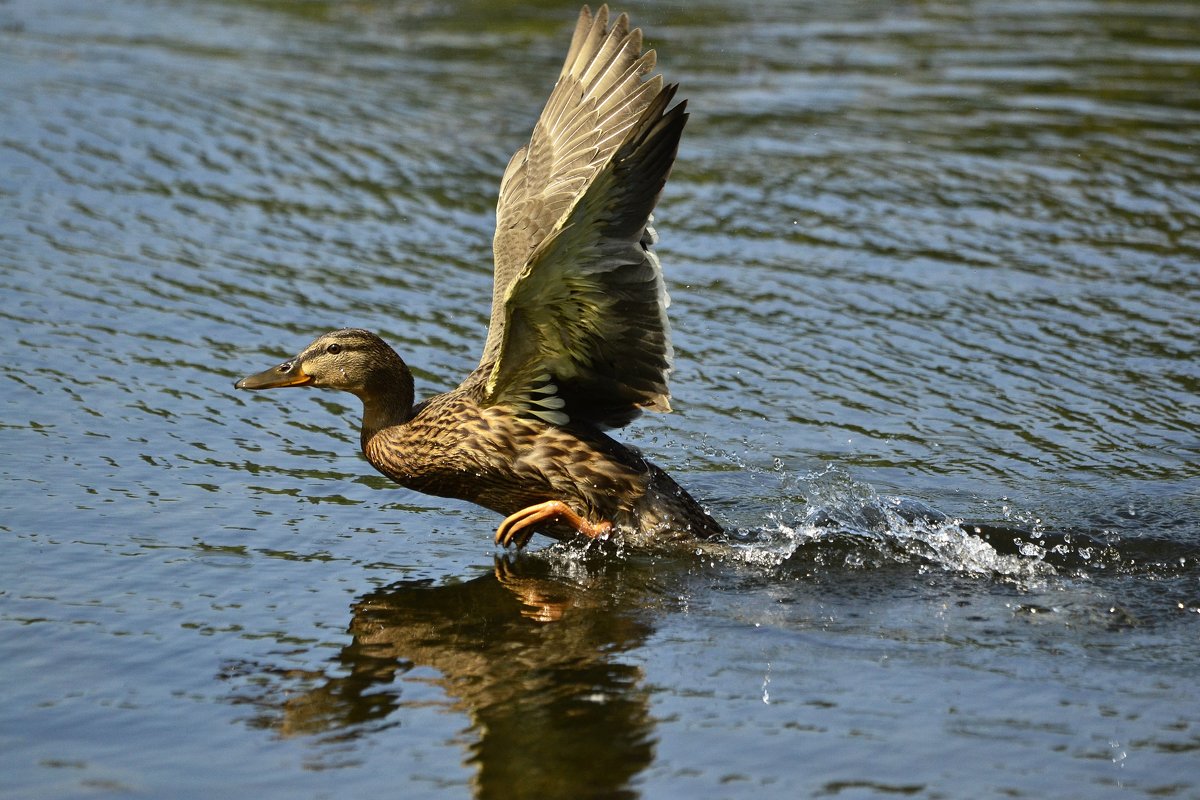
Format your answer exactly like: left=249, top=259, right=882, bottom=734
left=494, top=500, right=613, bottom=549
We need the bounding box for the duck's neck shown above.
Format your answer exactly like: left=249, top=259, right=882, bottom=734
left=358, top=364, right=415, bottom=446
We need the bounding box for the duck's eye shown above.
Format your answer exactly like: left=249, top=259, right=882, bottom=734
left=325, top=343, right=343, bottom=355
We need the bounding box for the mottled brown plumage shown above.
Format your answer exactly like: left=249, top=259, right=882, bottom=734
left=235, top=6, right=722, bottom=548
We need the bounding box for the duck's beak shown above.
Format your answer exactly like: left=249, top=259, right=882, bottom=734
left=234, top=358, right=313, bottom=390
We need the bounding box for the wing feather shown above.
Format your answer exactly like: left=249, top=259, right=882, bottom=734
left=484, top=84, right=688, bottom=428
left=484, top=5, right=662, bottom=365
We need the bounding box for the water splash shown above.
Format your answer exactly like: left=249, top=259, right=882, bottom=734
left=718, top=465, right=1055, bottom=580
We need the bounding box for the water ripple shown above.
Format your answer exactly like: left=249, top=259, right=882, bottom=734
left=3, top=1, right=1200, bottom=797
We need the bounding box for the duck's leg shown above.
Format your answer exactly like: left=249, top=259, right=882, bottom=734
left=495, top=501, right=612, bottom=549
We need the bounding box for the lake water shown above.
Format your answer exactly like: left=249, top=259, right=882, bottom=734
left=2, top=0, right=1198, bottom=797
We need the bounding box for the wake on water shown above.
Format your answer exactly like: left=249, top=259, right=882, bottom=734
left=708, top=465, right=1058, bottom=580
left=515, top=450, right=1196, bottom=596
left=706, top=464, right=1198, bottom=586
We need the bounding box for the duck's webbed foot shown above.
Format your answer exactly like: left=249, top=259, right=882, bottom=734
left=494, top=500, right=613, bottom=549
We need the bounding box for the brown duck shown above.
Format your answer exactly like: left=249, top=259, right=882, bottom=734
left=235, top=5, right=722, bottom=548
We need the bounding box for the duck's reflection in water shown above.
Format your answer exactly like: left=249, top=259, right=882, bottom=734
left=230, top=553, right=659, bottom=797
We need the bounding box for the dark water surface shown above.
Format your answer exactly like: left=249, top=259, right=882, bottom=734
left=3, top=0, right=1198, bottom=797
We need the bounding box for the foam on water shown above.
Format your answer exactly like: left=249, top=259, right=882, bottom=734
left=707, top=465, right=1051, bottom=580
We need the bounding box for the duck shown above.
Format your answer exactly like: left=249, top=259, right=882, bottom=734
left=235, top=5, right=723, bottom=548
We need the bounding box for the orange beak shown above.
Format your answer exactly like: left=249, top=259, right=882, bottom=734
left=234, top=358, right=313, bottom=390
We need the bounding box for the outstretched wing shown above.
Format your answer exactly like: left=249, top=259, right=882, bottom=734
left=483, top=73, right=688, bottom=429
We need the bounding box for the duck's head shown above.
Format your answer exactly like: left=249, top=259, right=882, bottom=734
left=234, top=328, right=410, bottom=401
